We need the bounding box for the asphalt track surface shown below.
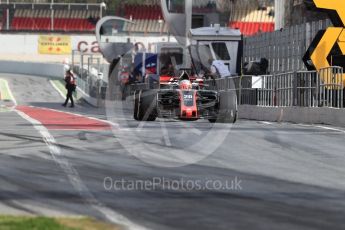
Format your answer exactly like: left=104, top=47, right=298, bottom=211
left=1, top=73, right=345, bottom=230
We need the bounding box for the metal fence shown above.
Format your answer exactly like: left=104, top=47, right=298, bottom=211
left=243, top=19, right=332, bottom=73
left=72, top=50, right=108, bottom=100
left=227, top=66, right=344, bottom=108
left=318, top=67, right=344, bottom=108
left=151, top=66, right=343, bottom=109
left=69, top=51, right=344, bottom=110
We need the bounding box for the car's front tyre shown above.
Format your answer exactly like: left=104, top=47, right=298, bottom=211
left=133, top=89, right=157, bottom=121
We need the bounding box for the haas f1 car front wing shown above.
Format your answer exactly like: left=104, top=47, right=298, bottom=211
left=133, top=88, right=237, bottom=123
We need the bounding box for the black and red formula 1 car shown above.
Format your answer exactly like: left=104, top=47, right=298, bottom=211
left=133, top=70, right=237, bottom=123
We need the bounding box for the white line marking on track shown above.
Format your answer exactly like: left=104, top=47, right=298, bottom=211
left=260, top=121, right=273, bottom=125
left=159, top=119, right=172, bottom=146
left=5, top=79, right=146, bottom=230
left=49, top=80, right=66, bottom=99
left=314, top=125, right=345, bottom=133
left=1, top=79, right=17, bottom=107
left=15, top=109, right=147, bottom=230
left=295, top=123, right=345, bottom=133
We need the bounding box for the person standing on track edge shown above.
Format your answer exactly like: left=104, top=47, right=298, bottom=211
left=62, top=65, right=76, bottom=108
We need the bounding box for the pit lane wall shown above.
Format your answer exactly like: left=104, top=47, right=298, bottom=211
left=238, top=105, right=345, bottom=127
left=0, top=60, right=64, bottom=78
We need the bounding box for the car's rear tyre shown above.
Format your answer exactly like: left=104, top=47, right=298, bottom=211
left=217, top=91, right=237, bottom=124
left=133, top=89, right=157, bottom=121
left=133, top=90, right=139, bottom=120
left=209, top=78, right=238, bottom=124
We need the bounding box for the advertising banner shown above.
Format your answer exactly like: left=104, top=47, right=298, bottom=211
left=38, top=35, right=71, bottom=54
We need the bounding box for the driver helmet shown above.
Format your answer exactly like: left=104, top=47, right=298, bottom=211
left=180, top=80, right=192, bottom=90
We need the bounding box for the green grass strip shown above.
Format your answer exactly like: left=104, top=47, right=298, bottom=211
left=0, top=216, right=78, bottom=230
left=0, top=79, right=12, bottom=101
left=0, top=216, right=120, bottom=230
left=51, top=79, right=67, bottom=96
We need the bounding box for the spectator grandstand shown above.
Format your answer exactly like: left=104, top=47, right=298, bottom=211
left=228, top=0, right=275, bottom=36
left=0, top=1, right=169, bottom=34
left=120, top=0, right=275, bottom=37
left=115, top=0, right=226, bottom=34
left=0, top=0, right=275, bottom=36
left=11, top=9, right=99, bottom=31
left=119, top=4, right=168, bottom=34
left=0, top=1, right=104, bottom=32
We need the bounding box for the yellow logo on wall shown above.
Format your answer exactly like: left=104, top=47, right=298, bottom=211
left=303, top=0, right=345, bottom=85
left=38, top=36, right=71, bottom=55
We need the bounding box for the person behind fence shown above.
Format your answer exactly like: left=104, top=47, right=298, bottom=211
left=208, top=58, right=231, bottom=79
left=62, top=65, right=76, bottom=108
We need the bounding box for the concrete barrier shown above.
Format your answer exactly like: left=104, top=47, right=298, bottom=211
left=76, top=87, right=98, bottom=107
left=0, top=60, right=64, bottom=78
left=239, top=105, right=345, bottom=127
